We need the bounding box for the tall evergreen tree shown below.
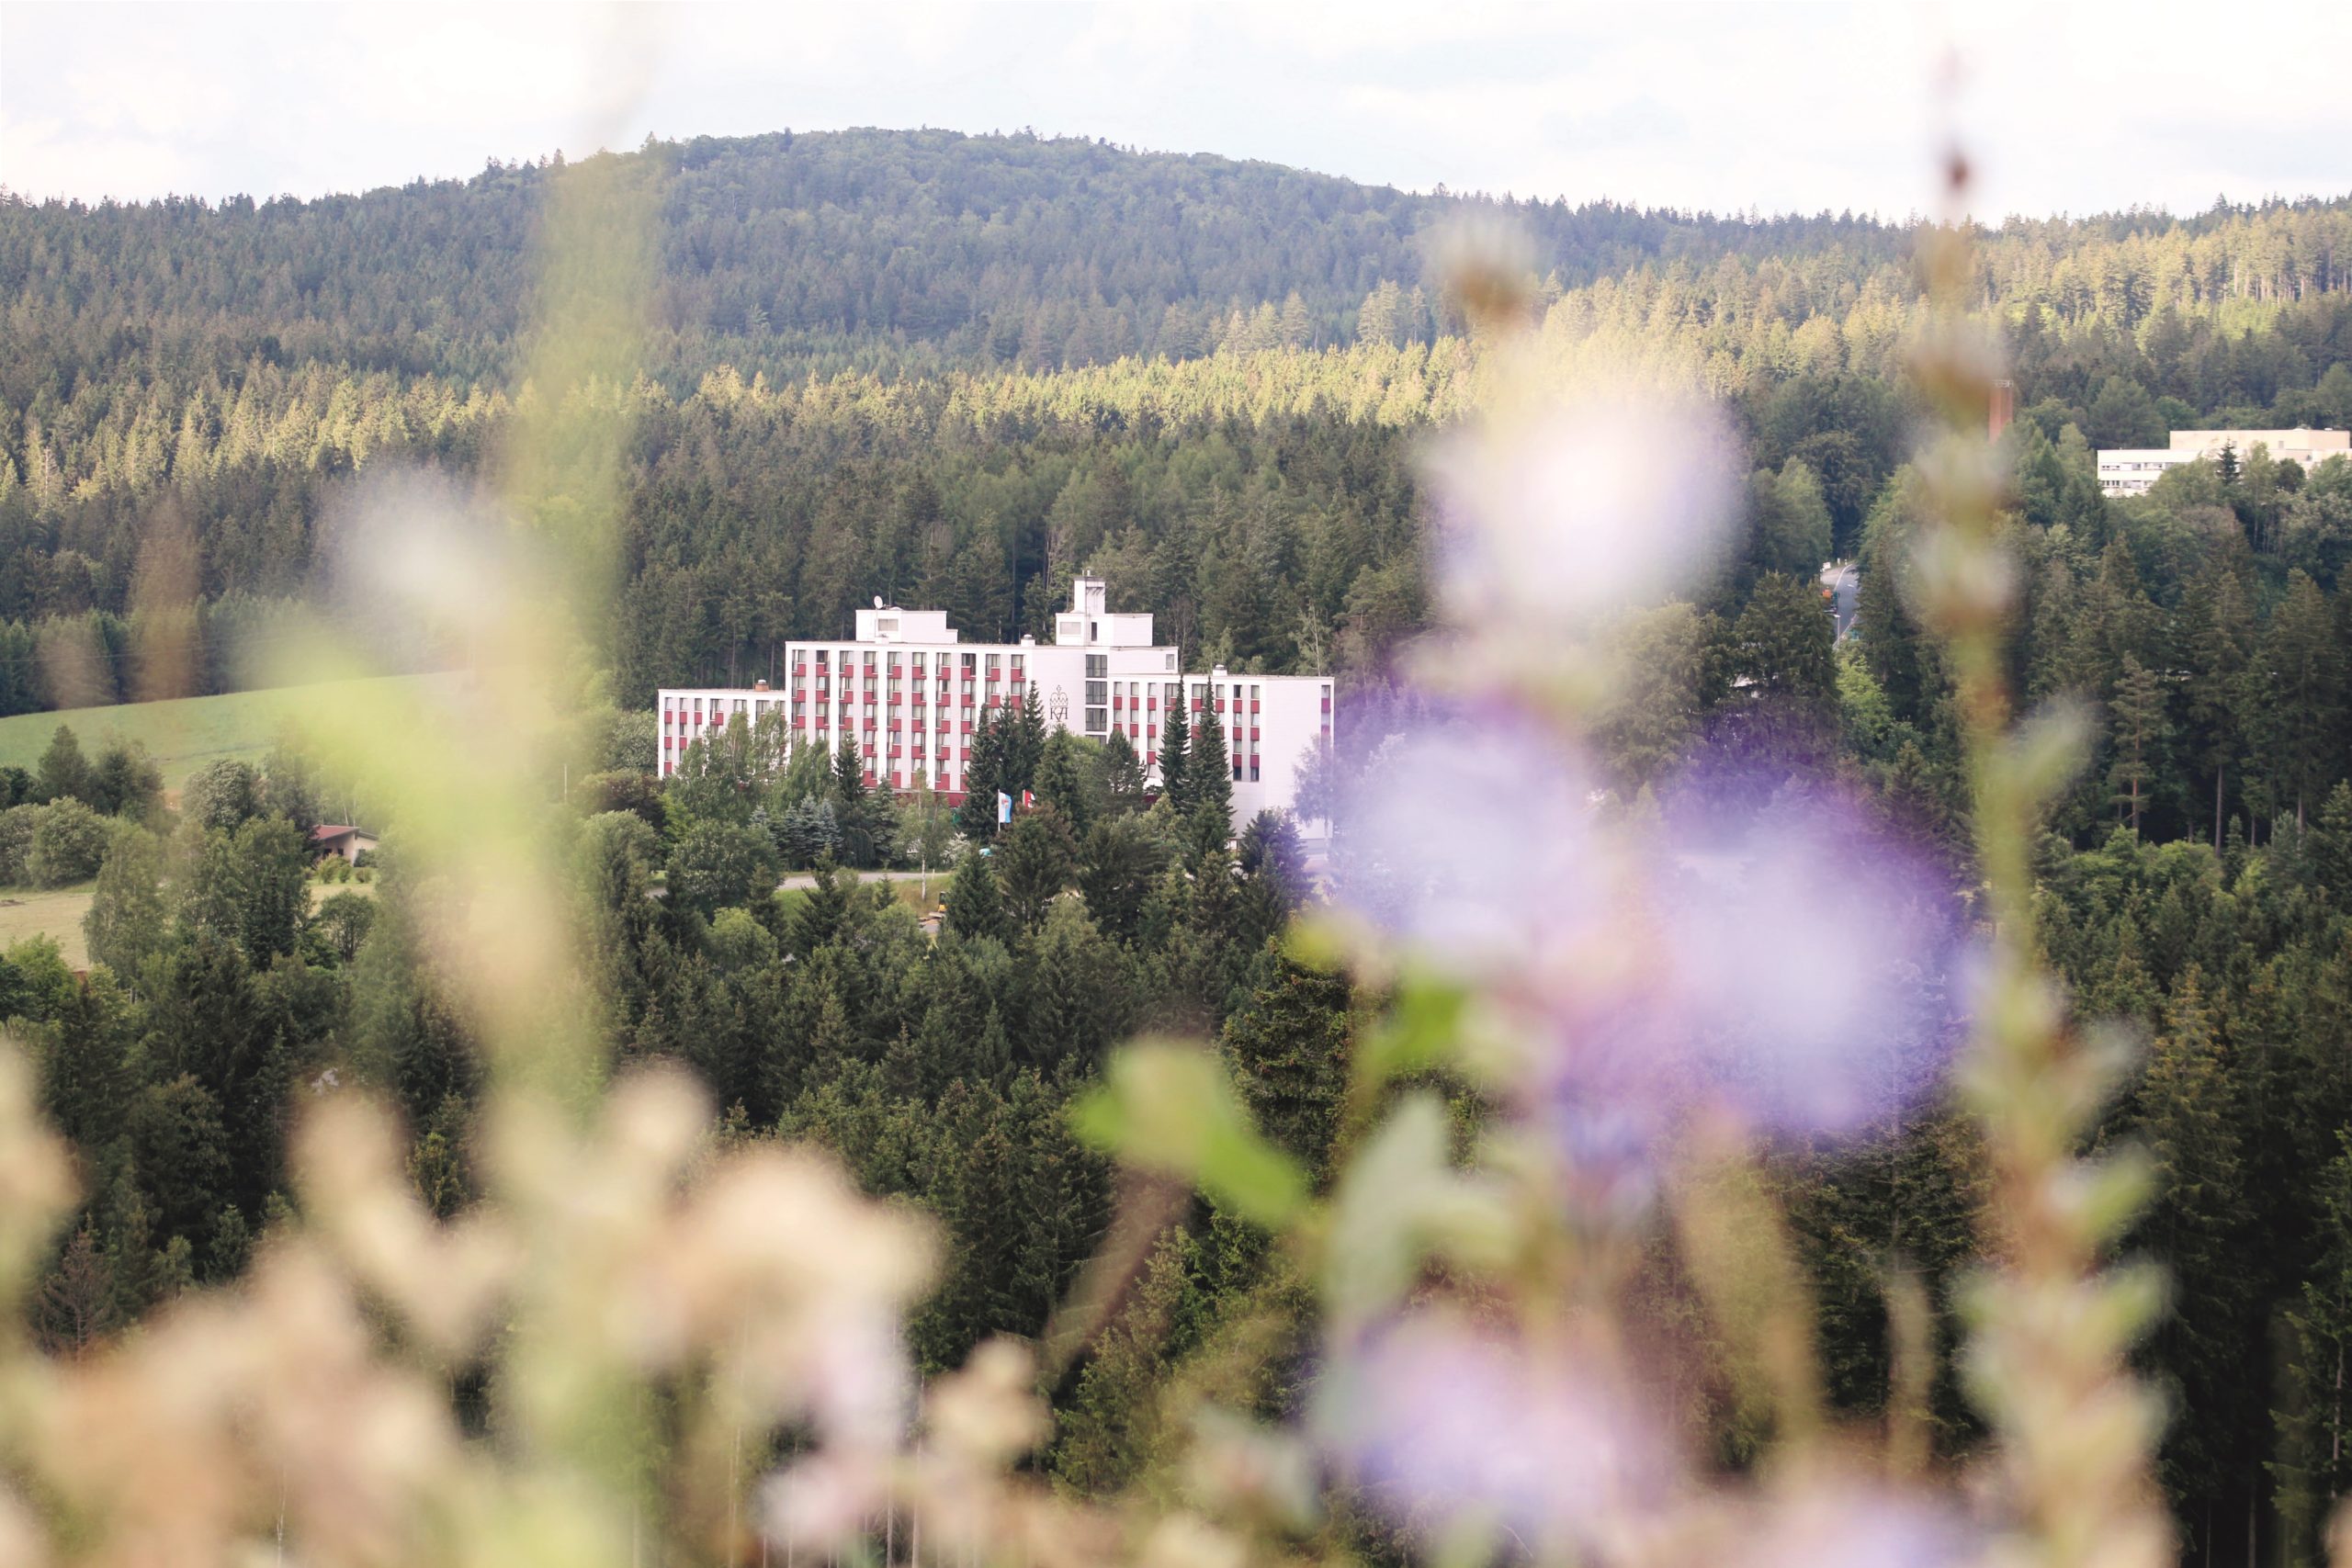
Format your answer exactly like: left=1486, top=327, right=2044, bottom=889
left=2107, top=655, right=2172, bottom=836
left=957, top=705, right=1006, bottom=842
left=1189, top=701, right=1232, bottom=834
left=1159, top=696, right=1192, bottom=816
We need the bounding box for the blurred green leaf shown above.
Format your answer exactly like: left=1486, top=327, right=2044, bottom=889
left=1070, top=1042, right=1307, bottom=1228
left=1357, top=975, right=1467, bottom=1094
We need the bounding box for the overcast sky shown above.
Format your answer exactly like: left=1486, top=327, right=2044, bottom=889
left=4, top=2, right=2346, bottom=221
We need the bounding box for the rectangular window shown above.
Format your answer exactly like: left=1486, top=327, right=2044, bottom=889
left=1085, top=653, right=1107, bottom=680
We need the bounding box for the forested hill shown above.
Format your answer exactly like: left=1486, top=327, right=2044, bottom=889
left=0, top=126, right=1902, bottom=392
left=8, top=125, right=2351, bottom=404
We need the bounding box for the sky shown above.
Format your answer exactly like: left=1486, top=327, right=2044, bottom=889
left=4, top=1, right=2346, bottom=222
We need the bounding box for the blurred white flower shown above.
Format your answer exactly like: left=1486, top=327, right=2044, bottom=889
left=1428, top=393, right=1739, bottom=629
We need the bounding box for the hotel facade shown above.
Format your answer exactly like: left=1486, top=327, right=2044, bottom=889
left=658, top=578, right=1333, bottom=831
left=2095, top=427, right=2349, bottom=497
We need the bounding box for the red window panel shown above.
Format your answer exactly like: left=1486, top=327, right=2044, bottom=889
left=1192, top=697, right=1203, bottom=711
left=889, top=719, right=902, bottom=731
left=961, top=722, right=973, bottom=735
left=865, top=717, right=876, bottom=730
left=1250, top=702, right=1261, bottom=714
left=1250, top=728, right=1261, bottom=741
left=1147, top=725, right=1158, bottom=739
left=891, top=773, right=902, bottom=788
left=961, top=694, right=974, bottom=707
left=1146, top=751, right=1158, bottom=766
left=1320, top=698, right=1331, bottom=712
left=794, top=663, right=807, bottom=675
left=1148, top=697, right=1159, bottom=710
left=863, top=745, right=876, bottom=759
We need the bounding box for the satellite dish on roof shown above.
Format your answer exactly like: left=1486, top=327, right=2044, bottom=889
left=874, top=595, right=885, bottom=608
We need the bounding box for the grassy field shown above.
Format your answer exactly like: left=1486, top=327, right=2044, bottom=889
left=0, top=878, right=376, bottom=973
left=0, top=883, right=96, bottom=970
left=0, top=673, right=463, bottom=793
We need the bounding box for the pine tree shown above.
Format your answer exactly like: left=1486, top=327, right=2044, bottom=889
left=998, top=807, right=1079, bottom=934
left=34, top=725, right=93, bottom=807
left=2132, top=969, right=2255, bottom=1534
left=957, top=705, right=1005, bottom=842
left=1007, top=682, right=1047, bottom=795
left=2106, top=654, right=2171, bottom=835
left=1098, top=727, right=1147, bottom=817
left=1189, top=701, right=1232, bottom=834
left=2278, top=1134, right=2352, bottom=1562
left=2257, top=570, right=2344, bottom=829
left=832, top=737, right=876, bottom=867
left=1222, top=949, right=1351, bottom=1185
left=2182, top=565, right=2256, bottom=847
left=943, top=850, right=1010, bottom=947
left=1159, top=696, right=1192, bottom=816
left=1035, top=729, right=1091, bottom=834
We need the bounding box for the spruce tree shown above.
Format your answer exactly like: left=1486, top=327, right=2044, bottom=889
left=1188, top=701, right=1232, bottom=834
left=2256, top=570, right=2343, bottom=828
left=832, top=737, right=876, bottom=867
left=957, top=705, right=1005, bottom=842
left=943, top=849, right=1010, bottom=947
left=1159, top=695, right=1192, bottom=816
left=997, top=807, right=1079, bottom=934
left=1007, top=682, right=1047, bottom=795
left=1035, top=729, right=1091, bottom=834
left=2106, top=654, right=2171, bottom=836
left=2182, top=565, right=2256, bottom=847
left=2132, top=969, right=2255, bottom=1532
left=33, top=725, right=92, bottom=807
left=1099, top=727, right=1147, bottom=816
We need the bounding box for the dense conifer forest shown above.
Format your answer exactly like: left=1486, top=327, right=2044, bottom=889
left=6, top=129, right=2352, bottom=1564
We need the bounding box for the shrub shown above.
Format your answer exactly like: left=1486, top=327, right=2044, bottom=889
left=28, top=798, right=108, bottom=887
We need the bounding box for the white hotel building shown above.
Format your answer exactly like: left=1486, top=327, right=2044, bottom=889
left=2096, top=427, right=2349, bottom=497
left=658, top=577, right=1333, bottom=831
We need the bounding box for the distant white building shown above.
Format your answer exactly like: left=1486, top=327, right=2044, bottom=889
left=2096, top=427, right=2349, bottom=497
left=658, top=577, right=1333, bottom=832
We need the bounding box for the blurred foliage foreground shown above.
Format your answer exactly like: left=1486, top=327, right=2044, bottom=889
left=0, top=157, right=2201, bottom=1568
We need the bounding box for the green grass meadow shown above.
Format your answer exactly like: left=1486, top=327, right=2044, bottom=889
left=0, top=674, right=461, bottom=793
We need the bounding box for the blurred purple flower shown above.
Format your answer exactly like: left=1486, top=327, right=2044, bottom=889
left=1334, top=713, right=1613, bottom=983
left=1735, top=1483, right=1976, bottom=1568
left=1316, top=1311, right=1675, bottom=1544
left=1427, top=393, right=1740, bottom=628
left=1339, top=722, right=1964, bottom=1191
left=1626, top=784, right=1964, bottom=1138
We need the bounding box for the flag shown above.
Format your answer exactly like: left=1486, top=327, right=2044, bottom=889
left=997, top=790, right=1012, bottom=826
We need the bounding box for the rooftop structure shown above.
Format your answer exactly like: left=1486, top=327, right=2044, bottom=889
left=659, top=576, right=1333, bottom=831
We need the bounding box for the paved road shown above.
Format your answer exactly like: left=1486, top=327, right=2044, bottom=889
left=776, top=867, right=939, bottom=892
left=1819, top=560, right=1860, bottom=641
